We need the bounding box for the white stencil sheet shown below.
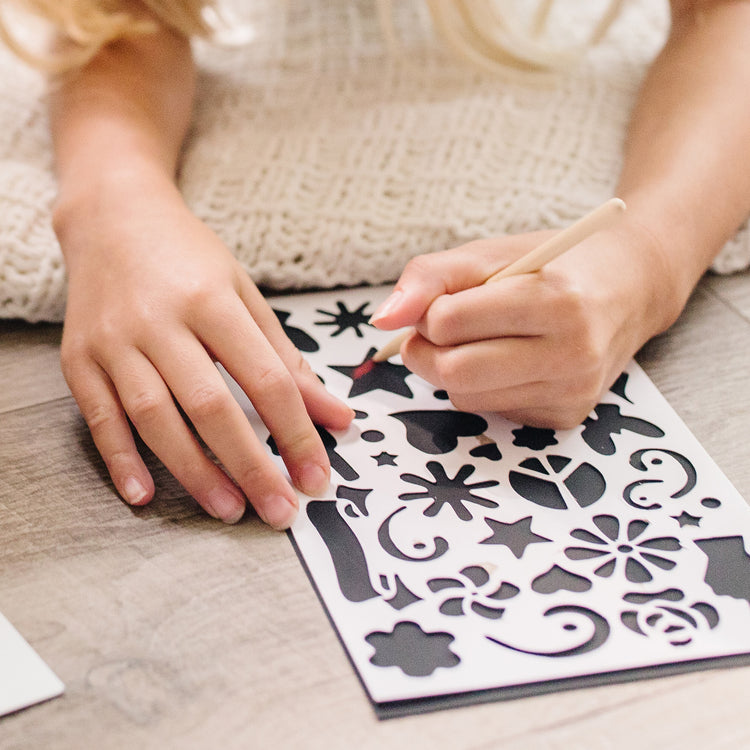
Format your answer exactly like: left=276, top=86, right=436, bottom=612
left=225, top=286, right=750, bottom=716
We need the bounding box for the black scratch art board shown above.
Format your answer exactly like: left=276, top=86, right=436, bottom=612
left=223, top=286, right=750, bottom=718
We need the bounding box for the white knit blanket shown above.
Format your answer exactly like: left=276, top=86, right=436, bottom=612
left=2, top=0, right=749, bottom=323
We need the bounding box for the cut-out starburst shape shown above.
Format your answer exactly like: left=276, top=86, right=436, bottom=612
left=315, top=301, right=372, bottom=337
left=399, top=461, right=499, bottom=521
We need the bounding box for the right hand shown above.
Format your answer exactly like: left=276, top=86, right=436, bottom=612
left=56, top=180, right=354, bottom=528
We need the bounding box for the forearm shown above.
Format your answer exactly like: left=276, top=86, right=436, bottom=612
left=615, top=0, right=750, bottom=326
left=49, top=15, right=195, bottom=258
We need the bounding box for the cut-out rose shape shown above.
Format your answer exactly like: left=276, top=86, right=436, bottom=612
left=620, top=588, right=719, bottom=646
left=427, top=566, right=519, bottom=619
left=565, top=515, right=681, bottom=583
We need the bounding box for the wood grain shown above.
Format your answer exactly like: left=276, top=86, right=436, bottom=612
left=2, top=275, right=750, bottom=749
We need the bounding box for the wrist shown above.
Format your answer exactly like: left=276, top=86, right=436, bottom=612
left=52, top=160, right=183, bottom=262
left=612, top=197, right=706, bottom=340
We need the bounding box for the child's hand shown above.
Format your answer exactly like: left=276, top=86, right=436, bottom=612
left=371, top=222, right=678, bottom=428
left=57, top=184, right=353, bottom=528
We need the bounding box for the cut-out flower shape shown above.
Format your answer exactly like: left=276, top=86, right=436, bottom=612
left=511, top=425, right=558, bottom=451
left=365, top=621, right=460, bottom=676
left=427, top=565, right=519, bottom=619
left=565, top=514, right=681, bottom=583
left=399, top=461, right=499, bottom=520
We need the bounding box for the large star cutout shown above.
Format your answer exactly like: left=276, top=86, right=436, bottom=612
left=329, top=347, right=414, bottom=398
left=480, top=516, right=551, bottom=559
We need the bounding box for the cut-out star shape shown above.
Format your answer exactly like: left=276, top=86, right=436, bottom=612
left=672, top=511, right=701, bottom=527
left=372, top=451, right=398, bottom=466
left=480, top=516, right=552, bottom=558
left=329, top=347, right=414, bottom=398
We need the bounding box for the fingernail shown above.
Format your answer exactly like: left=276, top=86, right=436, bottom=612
left=298, top=462, right=330, bottom=497
left=262, top=495, right=298, bottom=531
left=370, top=290, right=403, bottom=324
left=122, top=476, right=149, bottom=505
left=205, top=487, right=246, bottom=524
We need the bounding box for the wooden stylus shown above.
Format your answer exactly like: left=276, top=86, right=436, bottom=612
left=371, top=197, right=627, bottom=363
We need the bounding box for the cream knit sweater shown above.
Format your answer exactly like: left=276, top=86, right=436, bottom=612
left=2, top=0, right=749, bottom=322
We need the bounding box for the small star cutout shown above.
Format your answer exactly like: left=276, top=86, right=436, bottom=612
left=672, top=511, right=701, bottom=527
left=480, top=516, right=552, bottom=558
left=373, top=451, right=398, bottom=466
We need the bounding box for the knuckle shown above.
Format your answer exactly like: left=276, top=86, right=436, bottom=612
left=184, top=383, right=230, bottom=422
left=291, top=350, right=316, bottom=381
left=125, top=389, right=165, bottom=424
left=548, top=278, right=594, bottom=330
left=254, top=363, right=296, bottom=400
left=233, top=457, right=275, bottom=494
left=433, top=349, right=471, bottom=393
left=278, top=427, right=319, bottom=459
left=548, top=406, right=594, bottom=430
left=447, top=391, right=475, bottom=412
left=84, top=400, right=121, bottom=433
left=424, top=297, right=458, bottom=345
left=60, top=333, right=93, bottom=381
left=552, top=382, right=602, bottom=427
left=183, top=286, right=215, bottom=313
left=402, top=253, right=434, bottom=279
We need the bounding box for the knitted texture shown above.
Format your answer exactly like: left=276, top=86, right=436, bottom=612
left=2, top=0, right=749, bottom=322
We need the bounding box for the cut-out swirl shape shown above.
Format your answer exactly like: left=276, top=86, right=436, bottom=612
left=623, top=449, right=698, bottom=510
left=486, top=606, right=610, bottom=658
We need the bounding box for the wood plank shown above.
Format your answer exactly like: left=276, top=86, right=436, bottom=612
left=0, top=320, right=69, bottom=413
left=705, top=270, right=750, bottom=322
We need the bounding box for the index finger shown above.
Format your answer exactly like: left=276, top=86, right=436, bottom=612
left=369, top=234, right=544, bottom=330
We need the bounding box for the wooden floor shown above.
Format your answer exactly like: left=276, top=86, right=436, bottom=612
left=3, top=273, right=750, bottom=750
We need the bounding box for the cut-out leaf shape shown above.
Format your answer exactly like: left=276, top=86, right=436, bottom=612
left=509, top=455, right=605, bottom=510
